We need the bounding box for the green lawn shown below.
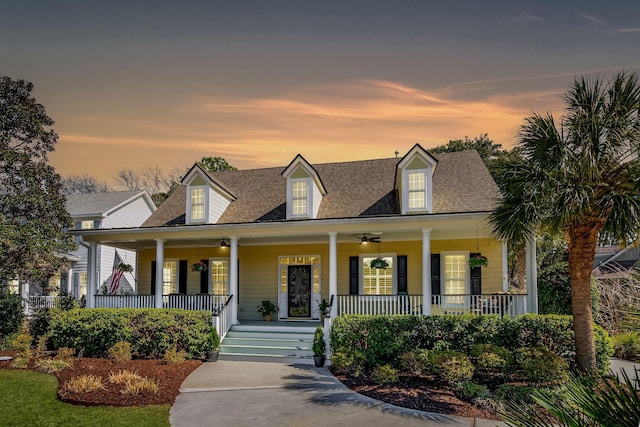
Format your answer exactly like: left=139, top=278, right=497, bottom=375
left=0, top=370, right=170, bottom=427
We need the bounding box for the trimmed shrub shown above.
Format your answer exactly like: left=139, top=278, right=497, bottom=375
left=469, top=344, right=512, bottom=383
left=612, top=331, right=640, bottom=361
left=49, top=308, right=212, bottom=358
left=515, top=347, right=569, bottom=385
left=397, top=349, right=430, bottom=375
left=0, top=286, right=24, bottom=341
left=371, top=364, right=399, bottom=385
left=108, top=341, right=132, bottom=362
left=329, top=351, right=364, bottom=376
left=431, top=351, right=474, bottom=385
left=163, top=345, right=187, bottom=364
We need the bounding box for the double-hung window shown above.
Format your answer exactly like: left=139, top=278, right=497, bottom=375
left=190, top=187, right=205, bottom=222
left=79, top=272, right=87, bottom=297
left=210, top=259, right=228, bottom=295
left=163, top=260, right=178, bottom=295
left=361, top=256, right=394, bottom=295
left=408, top=171, right=426, bottom=210
left=442, top=253, right=468, bottom=305
left=81, top=220, right=95, bottom=230
left=291, top=180, right=308, bottom=216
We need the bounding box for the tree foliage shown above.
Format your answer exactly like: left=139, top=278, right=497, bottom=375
left=0, top=77, right=74, bottom=285
left=61, top=174, right=111, bottom=194
left=198, top=156, right=237, bottom=172
left=115, top=166, right=186, bottom=206
left=489, top=71, right=640, bottom=372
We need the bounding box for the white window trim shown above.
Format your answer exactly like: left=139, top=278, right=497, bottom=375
left=187, top=185, right=208, bottom=224
left=287, top=177, right=312, bottom=219
left=402, top=168, right=431, bottom=213
left=208, top=257, right=230, bottom=295
left=359, top=253, right=397, bottom=295
left=440, top=251, right=470, bottom=301
left=163, top=259, right=180, bottom=295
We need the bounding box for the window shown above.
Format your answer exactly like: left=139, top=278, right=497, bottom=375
left=47, top=274, right=61, bottom=296
left=408, top=171, right=426, bottom=210
left=81, top=220, right=94, bottom=230
left=79, top=272, right=87, bottom=297
left=362, top=256, right=394, bottom=295
left=163, top=261, right=178, bottom=295
left=443, top=253, right=468, bottom=304
left=190, top=187, right=205, bottom=222
left=210, top=259, right=228, bottom=295
left=8, top=279, right=19, bottom=294
left=291, top=180, right=308, bottom=216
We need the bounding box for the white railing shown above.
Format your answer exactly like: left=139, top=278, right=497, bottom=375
left=338, top=294, right=423, bottom=316
left=213, top=295, right=234, bottom=340
left=163, top=294, right=227, bottom=311
left=95, top=295, right=155, bottom=308
left=27, top=296, right=60, bottom=310
left=337, top=293, right=528, bottom=317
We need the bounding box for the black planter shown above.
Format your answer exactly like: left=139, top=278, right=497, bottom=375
left=313, top=355, right=325, bottom=368
left=207, top=350, right=219, bottom=362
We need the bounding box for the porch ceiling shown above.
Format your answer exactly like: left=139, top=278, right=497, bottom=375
left=76, top=212, right=496, bottom=251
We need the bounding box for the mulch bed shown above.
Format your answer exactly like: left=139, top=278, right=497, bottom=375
left=335, top=373, right=500, bottom=420
left=0, top=350, right=202, bottom=407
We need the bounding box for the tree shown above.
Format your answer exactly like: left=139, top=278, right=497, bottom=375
left=198, top=156, right=237, bottom=172
left=429, top=134, right=509, bottom=179
left=0, top=77, right=75, bottom=285
left=61, top=174, right=110, bottom=194
left=489, top=72, right=640, bottom=373
left=115, top=166, right=188, bottom=206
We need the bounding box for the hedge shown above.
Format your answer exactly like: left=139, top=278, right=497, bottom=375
left=330, top=314, right=613, bottom=374
left=48, top=308, right=212, bottom=358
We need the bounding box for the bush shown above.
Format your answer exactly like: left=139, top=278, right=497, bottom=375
left=329, top=351, right=364, bottom=376
left=612, top=331, right=640, bottom=361
left=108, top=341, right=132, bottom=362
left=515, top=347, right=569, bottom=385
left=371, top=364, right=399, bottom=385
left=312, top=326, right=325, bottom=356
left=397, top=349, right=430, bottom=375
left=0, top=285, right=24, bottom=341
left=493, top=383, right=535, bottom=403
left=163, top=345, right=187, bottom=364
left=435, top=352, right=474, bottom=385
left=55, top=347, right=75, bottom=361
left=28, top=308, right=53, bottom=348
left=35, top=358, right=73, bottom=373
left=470, top=344, right=512, bottom=383
left=62, top=375, right=104, bottom=393
left=455, top=380, right=491, bottom=400
left=49, top=308, right=212, bottom=358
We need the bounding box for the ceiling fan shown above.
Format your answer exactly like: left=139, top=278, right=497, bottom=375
left=356, top=233, right=381, bottom=244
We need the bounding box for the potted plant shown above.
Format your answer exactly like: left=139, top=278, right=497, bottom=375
left=469, top=255, right=488, bottom=268
left=117, top=262, right=133, bottom=273
left=312, top=326, right=326, bottom=367
left=257, top=300, right=279, bottom=321
left=370, top=257, right=389, bottom=269
left=206, top=326, right=220, bottom=362
left=316, top=298, right=330, bottom=321
left=192, top=261, right=208, bottom=272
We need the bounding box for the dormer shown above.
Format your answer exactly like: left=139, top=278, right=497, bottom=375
left=281, top=155, right=327, bottom=220
left=396, top=144, right=438, bottom=214
left=181, top=164, right=236, bottom=225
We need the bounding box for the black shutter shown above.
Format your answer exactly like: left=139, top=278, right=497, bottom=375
left=75, top=221, right=81, bottom=230
left=199, top=260, right=209, bottom=294
left=397, top=255, right=407, bottom=294
left=150, top=261, right=156, bottom=295
left=93, top=220, right=100, bottom=229
left=470, top=252, right=482, bottom=295
left=349, top=256, right=359, bottom=295
left=236, top=259, right=240, bottom=302
left=73, top=272, right=80, bottom=298
left=179, top=260, right=188, bottom=294
left=431, top=254, right=441, bottom=297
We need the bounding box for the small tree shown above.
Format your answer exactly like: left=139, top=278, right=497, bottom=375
left=198, top=156, right=237, bottom=172
left=0, top=283, right=23, bottom=341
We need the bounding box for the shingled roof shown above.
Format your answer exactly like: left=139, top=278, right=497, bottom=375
left=66, top=191, right=148, bottom=217
left=141, top=150, right=497, bottom=227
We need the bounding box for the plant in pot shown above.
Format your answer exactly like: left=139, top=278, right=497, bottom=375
left=312, top=325, right=326, bottom=367
left=206, top=326, right=220, bottom=362
left=315, top=298, right=330, bottom=321
left=257, top=300, right=279, bottom=321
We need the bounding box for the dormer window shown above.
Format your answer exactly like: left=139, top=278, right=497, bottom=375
left=190, top=187, right=205, bottom=222
left=396, top=144, right=438, bottom=215
left=292, top=179, right=309, bottom=216
left=408, top=171, right=427, bottom=210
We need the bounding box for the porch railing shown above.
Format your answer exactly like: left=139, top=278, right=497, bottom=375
left=337, top=293, right=528, bottom=317
left=27, top=296, right=60, bottom=310
left=163, top=294, right=227, bottom=312
left=95, top=295, right=155, bottom=308
left=213, top=295, right=233, bottom=340
left=337, top=294, right=423, bottom=315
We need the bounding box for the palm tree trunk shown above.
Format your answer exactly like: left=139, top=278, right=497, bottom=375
left=567, top=223, right=602, bottom=373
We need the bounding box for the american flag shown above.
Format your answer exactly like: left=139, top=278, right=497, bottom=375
left=109, top=251, right=125, bottom=295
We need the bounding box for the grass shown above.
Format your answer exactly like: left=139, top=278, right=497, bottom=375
left=0, top=370, right=170, bottom=427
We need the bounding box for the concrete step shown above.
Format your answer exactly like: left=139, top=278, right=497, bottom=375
left=219, top=353, right=315, bottom=365
left=220, top=345, right=313, bottom=357
left=230, top=323, right=318, bottom=334
left=224, top=331, right=314, bottom=341
left=222, top=337, right=312, bottom=348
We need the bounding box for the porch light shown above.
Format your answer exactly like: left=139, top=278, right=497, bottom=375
left=220, top=239, right=228, bottom=248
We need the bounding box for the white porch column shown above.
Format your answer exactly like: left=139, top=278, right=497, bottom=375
left=154, top=239, right=164, bottom=309
left=502, top=241, right=509, bottom=292
left=422, top=228, right=432, bottom=315
left=87, top=242, right=98, bottom=308
left=525, top=236, right=538, bottom=314
left=328, top=232, right=338, bottom=318
left=229, top=236, right=239, bottom=325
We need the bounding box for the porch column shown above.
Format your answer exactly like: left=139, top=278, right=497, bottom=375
left=154, top=239, right=164, bottom=309
left=525, top=236, right=538, bottom=314
left=87, top=242, right=98, bottom=308
left=502, top=241, right=509, bottom=292
left=328, top=232, right=338, bottom=318
left=422, top=228, right=432, bottom=315
left=229, top=236, right=239, bottom=325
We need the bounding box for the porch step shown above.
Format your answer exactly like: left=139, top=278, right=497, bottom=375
left=219, top=324, right=317, bottom=364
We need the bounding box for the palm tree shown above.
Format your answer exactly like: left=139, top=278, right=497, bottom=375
left=489, top=71, right=640, bottom=373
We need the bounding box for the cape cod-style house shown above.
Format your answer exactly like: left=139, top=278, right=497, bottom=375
left=74, top=145, right=539, bottom=348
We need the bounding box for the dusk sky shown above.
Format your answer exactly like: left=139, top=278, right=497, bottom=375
left=2, top=1, right=639, bottom=186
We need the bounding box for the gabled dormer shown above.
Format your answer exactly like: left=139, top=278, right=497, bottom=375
left=396, top=144, right=438, bottom=214
left=281, top=155, right=327, bottom=220
left=181, top=164, right=236, bottom=225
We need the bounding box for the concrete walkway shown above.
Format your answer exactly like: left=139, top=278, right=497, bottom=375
left=609, top=358, right=640, bottom=389
left=170, top=361, right=506, bottom=427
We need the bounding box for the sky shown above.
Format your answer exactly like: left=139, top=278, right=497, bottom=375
left=2, top=0, right=639, bottom=186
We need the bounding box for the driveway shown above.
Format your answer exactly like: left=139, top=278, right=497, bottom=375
left=170, top=360, right=506, bottom=427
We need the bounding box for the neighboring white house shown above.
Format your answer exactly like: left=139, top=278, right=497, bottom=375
left=41, top=191, right=156, bottom=298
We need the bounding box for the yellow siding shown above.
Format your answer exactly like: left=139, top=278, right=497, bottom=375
left=137, top=238, right=504, bottom=320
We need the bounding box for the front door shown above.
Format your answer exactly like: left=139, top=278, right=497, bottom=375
left=287, top=265, right=311, bottom=318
